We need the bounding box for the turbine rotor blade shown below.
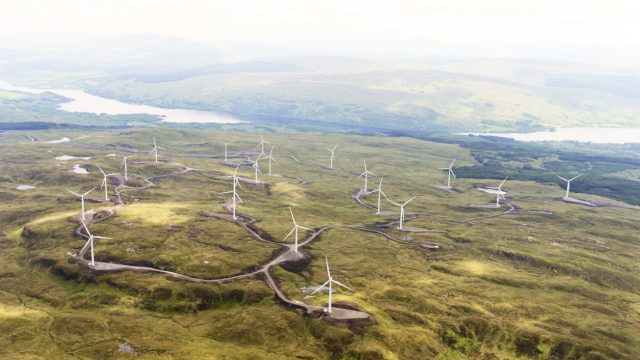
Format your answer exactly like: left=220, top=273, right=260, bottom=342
left=325, top=256, right=331, bottom=278
left=81, top=221, right=91, bottom=236
left=557, top=175, right=568, bottom=182
left=289, top=207, right=296, bottom=225
left=570, top=174, right=582, bottom=181
left=403, top=196, right=417, bottom=205
left=386, top=199, right=401, bottom=207
left=283, top=227, right=296, bottom=241
left=66, top=189, right=81, bottom=197
left=310, top=279, right=331, bottom=295
left=331, top=279, right=354, bottom=292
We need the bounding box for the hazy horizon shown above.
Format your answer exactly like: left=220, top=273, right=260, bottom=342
left=2, top=0, right=640, bottom=70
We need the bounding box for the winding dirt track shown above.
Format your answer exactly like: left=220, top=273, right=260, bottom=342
left=68, top=155, right=537, bottom=321
left=71, top=161, right=371, bottom=319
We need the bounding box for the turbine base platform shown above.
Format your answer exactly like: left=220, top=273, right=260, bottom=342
left=433, top=185, right=458, bottom=193
left=560, top=197, right=597, bottom=207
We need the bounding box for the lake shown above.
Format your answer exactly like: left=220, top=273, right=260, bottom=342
left=0, top=80, right=246, bottom=124
left=459, top=127, right=640, bottom=144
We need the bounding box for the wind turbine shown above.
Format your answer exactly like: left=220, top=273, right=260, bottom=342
left=264, top=147, right=278, bottom=175
left=283, top=208, right=312, bottom=253
left=357, top=160, right=376, bottom=192
left=310, top=256, right=353, bottom=314
left=149, top=137, right=165, bottom=163
left=370, top=177, right=386, bottom=214
left=248, top=153, right=263, bottom=183
left=326, top=144, right=339, bottom=168
left=493, top=178, right=508, bottom=207
left=220, top=166, right=243, bottom=220
left=66, top=187, right=96, bottom=221
left=224, top=142, right=231, bottom=162
left=120, top=155, right=129, bottom=181
left=386, top=196, right=416, bottom=230
left=257, top=135, right=270, bottom=156
left=440, top=159, right=457, bottom=189
left=97, top=165, right=110, bottom=201
left=81, top=222, right=111, bottom=267
left=558, top=174, right=581, bottom=199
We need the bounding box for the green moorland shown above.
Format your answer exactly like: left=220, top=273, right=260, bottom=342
left=0, top=128, right=639, bottom=359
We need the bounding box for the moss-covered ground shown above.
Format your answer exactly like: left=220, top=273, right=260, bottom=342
left=0, top=128, right=638, bottom=359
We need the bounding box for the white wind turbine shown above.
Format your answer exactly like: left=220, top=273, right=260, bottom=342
left=264, top=147, right=278, bottom=175
left=248, top=153, right=263, bottom=183
left=440, top=159, right=457, bottom=189
left=149, top=136, right=165, bottom=163
left=326, top=144, right=339, bottom=169
left=310, top=256, right=353, bottom=314
left=97, top=165, right=110, bottom=201
left=370, top=177, right=386, bottom=214
left=493, top=178, right=508, bottom=207
left=66, top=187, right=96, bottom=221
left=120, top=155, right=129, bottom=181
left=358, top=160, right=376, bottom=192
left=283, top=208, right=312, bottom=253
left=387, top=196, right=416, bottom=230
left=558, top=174, right=581, bottom=199
left=257, top=135, right=270, bottom=156
left=81, top=222, right=111, bottom=267
left=220, top=166, right=243, bottom=220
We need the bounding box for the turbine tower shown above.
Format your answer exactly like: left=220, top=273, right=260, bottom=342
left=558, top=174, right=581, bottom=199
left=149, top=137, right=165, bottom=163
left=257, top=135, right=270, bottom=156
left=220, top=166, right=243, bottom=220
left=387, top=196, right=416, bottom=230
left=283, top=208, right=312, bottom=253
left=326, top=144, right=339, bottom=169
left=264, top=147, right=278, bottom=175
left=370, top=177, right=386, bottom=214
left=66, top=187, right=96, bottom=221
left=357, top=160, right=376, bottom=192
left=97, top=165, right=110, bottom=201
left=441, top=159, right=457, bottom=189
left=310, top=256, right=353, bottom=314
left=121, top=156, right=129, bottom=181
left=81, top=222, right=111, bottom=267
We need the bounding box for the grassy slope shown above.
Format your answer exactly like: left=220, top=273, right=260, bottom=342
left=0, top=128, right=638, bottom=359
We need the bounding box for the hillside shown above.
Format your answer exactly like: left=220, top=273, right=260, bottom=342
left=0, top=128, right=638, bottom=359
left=3, top=58, right=639, bottom=133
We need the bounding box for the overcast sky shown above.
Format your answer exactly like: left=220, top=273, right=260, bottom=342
left=1, top=0, right=639, bottom=68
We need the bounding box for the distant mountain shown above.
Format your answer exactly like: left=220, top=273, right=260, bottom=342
left=3, top=53, right=639, bottom=132
left=82, top=57, right=640, bottom=132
